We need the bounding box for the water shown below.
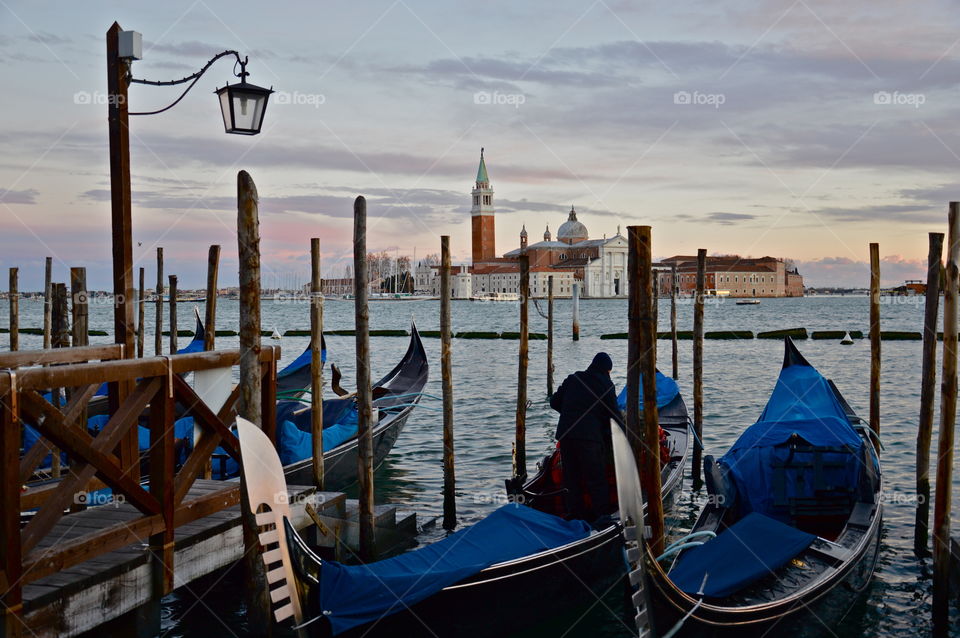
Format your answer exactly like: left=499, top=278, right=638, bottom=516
left=6, top=295, right=959, bottom=636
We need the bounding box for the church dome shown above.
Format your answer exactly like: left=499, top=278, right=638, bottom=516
left=557, top=206, right=588, bottom=244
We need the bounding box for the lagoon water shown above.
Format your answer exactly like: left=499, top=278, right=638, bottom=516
left=6, top=295, right=960, bottom=636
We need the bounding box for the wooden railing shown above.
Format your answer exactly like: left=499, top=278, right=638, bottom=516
left=0, top=345, right=279, bottom=634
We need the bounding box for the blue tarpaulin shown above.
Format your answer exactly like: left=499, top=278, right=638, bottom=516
left=718, top=360, right=864, bottom=522
left=669, top=512, right=815, bottom=598
left=616, top=371, right=680, bottom=412
left=317, top=504, right=591, bottom=635
left=277, top=412, right=359, bottom=466
left=278, top=345, right=325, bottom=379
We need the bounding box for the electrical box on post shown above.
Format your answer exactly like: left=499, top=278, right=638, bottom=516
left=119, top=30, right=142, bottom=60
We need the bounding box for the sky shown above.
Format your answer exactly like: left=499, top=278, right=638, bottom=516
left=2, top=0, right=960, bottom=290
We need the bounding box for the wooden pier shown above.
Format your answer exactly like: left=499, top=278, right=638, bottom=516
left=22, top=480, right=342, bottom=637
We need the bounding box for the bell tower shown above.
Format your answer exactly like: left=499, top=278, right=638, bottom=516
left=471, top=148, right=496, bottom=263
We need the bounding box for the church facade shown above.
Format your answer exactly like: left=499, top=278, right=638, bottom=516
left=415, top=151, right=629, bottom=299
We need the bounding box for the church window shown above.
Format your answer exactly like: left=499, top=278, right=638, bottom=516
left=473, top=196, right=479, bottom=205
left=483, top=195, right=491, bottom=205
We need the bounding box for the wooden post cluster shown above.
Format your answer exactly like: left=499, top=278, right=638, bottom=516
left=8, top=268, right=17, bottom=352
left=514, top=254, right=530, bottom=480
left=916, top=232, right=944, bottom=555
left=933, top=203, right=958, bottom=632
left=155, top=247, right=163, bottom=356
left=627, top=226, right=665, bottom=556
left=869, top=243, right=881, bottom=450
left=547, top=275, right=555, bottom=396
left=310, top=238, right=324, bottom=490
left=353, top=196, right=376, bottom=561
left=204, top=245, right=220, bottom=352
left=70, top=268, right=88, bottom=347
left=440, top=236, right=456, bottom=530
left=236, top=170, right=271, bottom=634
left=137, top=267, right=145, bottom=357
left=692, top=249, right=706, bottom=486
left=670, top=265, right=678, bottom=380
left=572, top=282, right=580, bottom=341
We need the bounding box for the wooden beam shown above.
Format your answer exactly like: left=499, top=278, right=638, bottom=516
left=137, top=267, right=145, bottom=357
left=204, top=245, right=220, bottom=352
left=149, top=370, right=176, bottom=597
left=441, top=236, right=455, bottom=530
left=8, top=268, right=17, bottom=352
left=310, top=238, right=324, bottom=489
left=42, top=257, right=51, bottom=351
left=0, top=371, right=23, bottom=638
left=354, top=195, right=376, bottom=561
left=19, top=378, right=162, bottom=553
left=168, top=275, right=178, bottom=355
left=869, top=242, right=881, bottom=450
left=155, top=247, right=163, bottom=356
left=933, top=203, right=958, bottom=631
left=692, top=249, right=706, bottom=487
left=0, top=344, right=123, bottom=370
left=514, top=253, right=529, bottom=480
left=916, top=231, right=944, bottom=555
left=19, top=383, right=98, bottom=483
left=70, top=268, right=88, bottom=347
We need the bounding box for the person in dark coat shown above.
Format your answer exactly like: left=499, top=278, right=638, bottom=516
left=550, top=352, right=623, bottom=522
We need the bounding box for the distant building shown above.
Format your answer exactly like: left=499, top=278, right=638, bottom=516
left=660, top=255, right=804, bottom=298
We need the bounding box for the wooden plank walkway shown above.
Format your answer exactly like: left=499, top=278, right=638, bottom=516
left=18, top=479, right=345, bottom=638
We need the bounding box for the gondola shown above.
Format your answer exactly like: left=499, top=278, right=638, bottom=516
left=277, top=322, right=428, bottom=490
left=642, top=338, right=882, bottom=636
left=234, top=369, right=689, bottom=637
left=234, top=418, right=650, bottom=638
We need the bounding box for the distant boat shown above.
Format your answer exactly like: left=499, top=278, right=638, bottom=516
left=840, top=331, right=854, bottom=345
left=271, top=328, right=282, bottom=340
left=736, top=298, right=761, bottom=305
left=472, top=292, right=520, bottom=302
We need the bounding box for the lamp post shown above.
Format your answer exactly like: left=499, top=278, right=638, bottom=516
left=105, top=21, right=272, bottom=472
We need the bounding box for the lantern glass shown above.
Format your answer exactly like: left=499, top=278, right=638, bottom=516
left=215, top=81, right=273, bottom=135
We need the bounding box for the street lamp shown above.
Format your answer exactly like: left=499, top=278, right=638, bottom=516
left=104, top=22, right=274, bottom=474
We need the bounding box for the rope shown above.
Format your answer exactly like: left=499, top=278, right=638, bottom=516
left=531, top=298, right=549, bottom=320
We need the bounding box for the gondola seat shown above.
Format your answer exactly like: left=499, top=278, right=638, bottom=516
left=668, top=512, right=815, bottom=598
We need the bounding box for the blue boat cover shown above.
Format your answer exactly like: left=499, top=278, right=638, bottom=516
left=317, top=504, right=590, bottom=635
left=669, top=512, right=815, bottom=598
left=277, top=411, right=358, bottom=466
left=93, top=335, right=205, bottom=396
left=278, top=345, right=325, bottom=379
left=616, top=371, right=680, bottom=412
left=718, top=360, right=864, bottom=522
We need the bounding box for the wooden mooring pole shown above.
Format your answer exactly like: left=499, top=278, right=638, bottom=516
left=205, top=245, right=220, bottom=352
left=43, top=256, right=51, bottom=350
left=916, top=231, right=944, bottom=555
left=692, top=249, right=706, bottom=487
left=933, top=203, right=958, bottom=633
left=547, top=275, right=555, bottom=396
left=236, top=170, right=271, bottom=635
left=354, top=196, right=376, bottom=561
left=869, top=243, right=881, bottom=451
left=8, top=268, right=17, bottom=352
left=70, top=268, right=88, bottom=348
left=137, top=267, right=145, bottom=357
left=628, top=226, right=665, bottom=556
left=514, top=254, right=530, bottom=481
left=310, top=238, right=324, bottom=490
left=155, top=247, right=163, bottom=356
left=51, top=284, right=69, bottom=349
left=441, top=236, right=456, bottom=530
left=168, top=275, right=178, bottom=355
left=670, top=265, right=678, bottom=380
left=572, top=282, right=580, bottom=341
